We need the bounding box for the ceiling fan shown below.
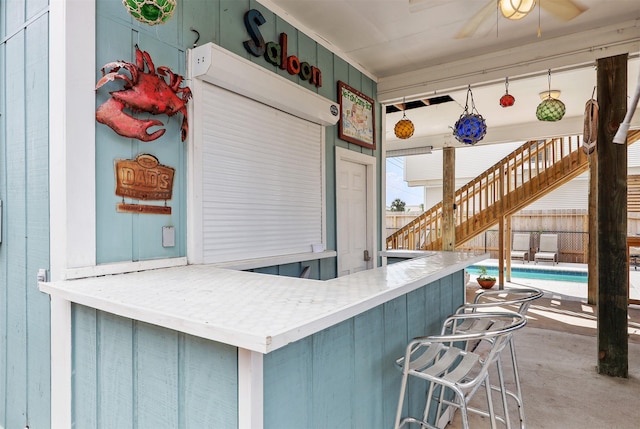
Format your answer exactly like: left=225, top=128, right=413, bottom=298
left=409, top=0, right=588, bottom=38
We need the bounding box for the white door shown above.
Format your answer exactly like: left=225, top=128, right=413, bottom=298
left=336, top=148, right=376, bottom=276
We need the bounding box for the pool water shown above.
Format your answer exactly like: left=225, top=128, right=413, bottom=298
left=467, top=265, right=587, bottom=283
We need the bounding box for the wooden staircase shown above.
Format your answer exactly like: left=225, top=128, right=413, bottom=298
left=386, top=130, right=640, bottom=251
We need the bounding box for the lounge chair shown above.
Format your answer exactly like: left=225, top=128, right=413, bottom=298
left=535, top=234, right=558, bottom=264
left=511, top=233, right=530, bottom=263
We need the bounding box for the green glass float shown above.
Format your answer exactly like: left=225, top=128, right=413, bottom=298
left=536, top=96, right=566, bottom=122
left=123, top=0, right=176, bottom=26
left=537, top=69, right=566, bottom=122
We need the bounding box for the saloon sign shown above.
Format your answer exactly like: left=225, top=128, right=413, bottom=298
left=115, top=154, right=175, bottom=215
left=243, top=9, right=322, bottom=88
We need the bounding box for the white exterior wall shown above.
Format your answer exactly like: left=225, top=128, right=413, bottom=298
left=405, top=141, right=524, bottom=186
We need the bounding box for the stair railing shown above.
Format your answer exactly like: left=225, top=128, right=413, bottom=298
left=386, top=135, right=588, bottom=250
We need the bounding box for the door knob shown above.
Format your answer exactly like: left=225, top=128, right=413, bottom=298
left=364, top=250, right=371, bottom=261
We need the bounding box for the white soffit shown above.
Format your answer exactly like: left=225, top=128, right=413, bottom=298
left=378, top=20, right=640, bottom=102
left=189, top=42, right=340, bottom=126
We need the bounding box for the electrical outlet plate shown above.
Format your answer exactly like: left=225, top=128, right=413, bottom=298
left=162, top=226, right=175, bottom=247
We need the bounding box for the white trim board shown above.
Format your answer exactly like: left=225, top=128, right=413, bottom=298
left=49, top=2, right=97, bottom=427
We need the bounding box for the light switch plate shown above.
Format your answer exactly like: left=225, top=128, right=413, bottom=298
left=162, top=226, right=175, bottom=247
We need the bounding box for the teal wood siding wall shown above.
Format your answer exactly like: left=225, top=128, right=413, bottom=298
left=70, top=272, right=463, bottom=428
left=95, top=0, right=188, bottom=263
left=263, top=271, right=465, bottom=428
left=0, top=1, right=51, bottom=428
left=72, top=305, right=238, bottom=428
left=0, top=0, right=381, bottom=427
left=95, top=0, right=381, bottom=280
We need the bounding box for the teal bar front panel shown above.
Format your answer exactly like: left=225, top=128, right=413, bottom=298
left=72, top=304, right=238, bottom=428
left=69, top=272, right=462, bottom=428
left=263, top=271, right=465, bottom=428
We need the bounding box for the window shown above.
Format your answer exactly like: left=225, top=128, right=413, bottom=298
left=188, top=43, right=339, bottom=266
left=199, top=84, right=323, bottom=263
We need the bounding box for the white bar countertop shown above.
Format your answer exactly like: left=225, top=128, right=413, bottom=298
left=39, top=251, right=487, bottom=354
left=380, top=249, right=438, bottom=259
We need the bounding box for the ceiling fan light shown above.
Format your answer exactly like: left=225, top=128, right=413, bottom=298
left=539, top=90, right=561, bottom=100
left=499, top=0, right=537, bottom=20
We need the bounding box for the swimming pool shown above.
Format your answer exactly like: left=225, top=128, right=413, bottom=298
left=466, top=265, right=588, bottom=283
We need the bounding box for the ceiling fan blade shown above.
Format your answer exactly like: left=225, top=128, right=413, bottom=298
left=540, top=0, right=588, bottom=21
left=455, top=0, right=496, bottom=39
left=408, top=0, right=449, bottom=13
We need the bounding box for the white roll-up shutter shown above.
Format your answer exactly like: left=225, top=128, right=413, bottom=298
left=200, top=83, right=323, bottom=264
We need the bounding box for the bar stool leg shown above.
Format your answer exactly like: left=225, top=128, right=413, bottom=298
left=496, top=358, right=512, bottom=429
left=509, top=338, right=526, bottom=428
left=421, top=381, right=437, bottom=425
left=394, top=371, right=409, bottom=429
left=484, top=373, right=498, bottom=429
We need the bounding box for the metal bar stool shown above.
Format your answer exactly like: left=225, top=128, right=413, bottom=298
left=394, top=312, right=527, bottom=429
left=453, top=287, right=543, bottom=429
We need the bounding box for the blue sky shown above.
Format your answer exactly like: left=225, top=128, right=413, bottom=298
left=386, top=158, right=424, bottom=207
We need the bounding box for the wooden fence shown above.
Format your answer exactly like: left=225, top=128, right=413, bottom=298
left=386, top=209, right=640, bottom=263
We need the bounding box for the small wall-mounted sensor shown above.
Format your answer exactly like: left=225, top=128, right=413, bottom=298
left=162, top=226, right=175, bottom=247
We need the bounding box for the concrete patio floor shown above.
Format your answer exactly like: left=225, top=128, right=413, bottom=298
left=447, top=263, right=640, bottom=428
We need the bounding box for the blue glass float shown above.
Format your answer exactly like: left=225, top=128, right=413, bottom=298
left=453, top=86, right=487, bottom=145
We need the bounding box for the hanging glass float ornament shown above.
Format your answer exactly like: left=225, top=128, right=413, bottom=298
left=453, top=85, right=487, bottom=145
left=536, top=69, right=566, bottom=122
left=499, top=77, right=515, bottom=107
left=122, top=0, right=177, bottom=26
left=394, top=100, right=415, bottom=139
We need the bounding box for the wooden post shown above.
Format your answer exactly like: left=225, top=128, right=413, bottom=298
left=506, top=216, right=512, bottom=283
left=597, top=54, right=628, bottom=377
left=442, top=147, right=455, bottom=251
left=498, top=217, right=505, bottom=289
left=588, top=152, right=598, bottom=305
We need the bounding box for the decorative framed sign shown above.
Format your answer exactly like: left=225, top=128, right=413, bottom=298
left=114, top=154, right=175, bottom=215
left=338, top=81, right=376, bottom=149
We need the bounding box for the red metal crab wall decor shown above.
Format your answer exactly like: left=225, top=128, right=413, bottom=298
left=95, top=45, right=192, bottom=142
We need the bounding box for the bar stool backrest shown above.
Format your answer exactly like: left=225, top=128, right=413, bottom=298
left=462, top=287, right=544, bottom=316
left=394, top=312, right=527, bottom=429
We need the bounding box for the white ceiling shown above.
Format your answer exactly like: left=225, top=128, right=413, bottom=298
left=260, top=0, right=640, bottom=151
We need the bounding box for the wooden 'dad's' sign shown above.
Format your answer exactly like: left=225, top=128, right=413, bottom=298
left=115, top=154, right=175, bottom=215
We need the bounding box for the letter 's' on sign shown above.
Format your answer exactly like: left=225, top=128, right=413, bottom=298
left=242, top=9, right=322, bottom=88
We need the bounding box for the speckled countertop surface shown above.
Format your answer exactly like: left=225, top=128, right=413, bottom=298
left=40, top=251, right=487, bottom=353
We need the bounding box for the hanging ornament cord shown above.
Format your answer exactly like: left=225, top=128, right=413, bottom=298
left=464, top=85, right=479, bottom=114
left=546, top=69, right=551, bottom=97
left=402, top=97, right=408, bottom=119
left=537, top=0, right=542, bottom=37
left=505, top=77, right=510, bottom=94
left=496, top=1, right=499, bottom=38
